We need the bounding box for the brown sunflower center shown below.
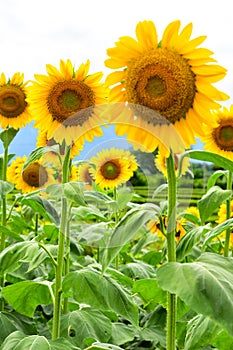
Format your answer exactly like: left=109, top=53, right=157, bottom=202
left=22, top=163, right=48, bottom=187
left=100, top=160, right=120, bottom=180
left=125, top=49, right=196, bottom=124
left=213, top=120, right=233, bottom=151
left=0, top=85, right=27, bottom=118
left=47, top=80, right=95, bottom=126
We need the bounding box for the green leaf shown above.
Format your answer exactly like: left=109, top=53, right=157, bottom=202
left=60, top=308, right=112, bottom=348
left=0, top=180, right=14, bottom=196
left=176, top=225, right=209, bottom=261
left=157, top=252, right=233, bottom=336
left=109, top=323, right=135, bottom=346
left=63, top=181, right=86, bottom=205
left=207, top=170, right=228, bottom=191
left=102, top=204, right=159, bottom=272
left=203, top=219, right=233, bottom=247
left=120, top=261, right=157, bottom=279
left=212, top=328, right=233, bottom=349
left=85, top=343, right=124, bottom=350
left=1, top=331, right=81, bottom=349
left=73, top=205, right=108, bottom=222
left=0, top=241, right=46, bottom=275
left=132, top=279, right=167, bottom=310
left=181, top=150, right=233, bottom=172
left=22, top=145, right=60, bottom=171
left=0, top=127, right=19, bottom=148
left=184, top=314, right=219, bottom=350
left=21, top=195, right=60, bottom=225
left=2, top=281, right=52, bottom=317
left=46, top=183, right=64, bottom=198
left=63, top=268, right=138, bottom=326
left=197, top=186, right=232, bottom=224
left=0, top=312, right=20, bottom=344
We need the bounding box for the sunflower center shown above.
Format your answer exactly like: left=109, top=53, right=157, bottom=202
left=100, top=160, right=120, bottom=180
left=47, top=80, right=95, bottom=126
left=213, top=120, right=233, bottom=151
left=22, top=163, right=48, bottom=187
left=125, top=49, right=196, bottom=124
left=0, top=85, right=27, bottom=118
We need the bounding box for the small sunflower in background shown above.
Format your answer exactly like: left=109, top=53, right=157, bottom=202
left=76, top=163, right=94, bottom=189
left=105, top=20, right=229, bottom=155
left=216, top=200, right=233, bottom=248
left=154, top=152, right=190, bottom=178
left=7, top=155, right=55, bottom=193
left=0, top=72, right=32, bottom=129
left=147, top=216, right=186, bottom=243
left=201, top=105, right=233, bottom=160
left=27, top=59, right=108, bottom=146
left=89, top=147, right=138, bottom=190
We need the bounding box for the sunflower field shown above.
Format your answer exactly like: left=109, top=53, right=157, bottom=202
left=1, top=20, right=233, bottom=350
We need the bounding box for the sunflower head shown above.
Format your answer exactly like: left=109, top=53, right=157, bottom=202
left=0, top=72, right=32, bottom=129
left=28, top=59, right=108, bottom=146
left=105, top=20, right=229, bottom=155
left=7, top=156, right=55, bottom=193
left=201, top=105, right=233, bottom=160
left=77, top=163, right=94, bottom=189
left=89, top=147, right=138, bottom=189
left=155, top=151, right=190, bottom=178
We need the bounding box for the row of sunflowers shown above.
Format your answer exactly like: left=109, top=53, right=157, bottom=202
left=1, top=19, right=233, bottom=350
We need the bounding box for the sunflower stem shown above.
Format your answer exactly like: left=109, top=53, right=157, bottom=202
left=63, top=204, right=71, bottom=314
left=224, top=170, right=233, bottom=257
left=166, top=152, right=177, bottom=350
left=52, top=145, right=70, bottom=339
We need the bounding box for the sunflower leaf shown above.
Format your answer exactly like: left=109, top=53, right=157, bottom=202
left=22, top=145, right=60, bottom=170
left=0, top=127, right=19, bottom=148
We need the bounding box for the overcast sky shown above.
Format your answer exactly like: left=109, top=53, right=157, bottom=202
left=0, top=0, right=233, bottom=157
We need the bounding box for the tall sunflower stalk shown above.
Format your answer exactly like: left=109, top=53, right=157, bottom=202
left=224, top=170, right=233, bottom=257
left=166, top=152, right=177, bottom=350
left=52, top=144, right=71, bottom=339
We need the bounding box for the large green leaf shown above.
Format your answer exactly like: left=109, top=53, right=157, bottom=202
left=184, top=314, right=219, bottom=350
left=1, top=331, right=80, bottom=349
left=132, top=279, right=167, bottom=310
left=0, top=241, right=49, bottom=275
left=63, top=268, right=138, bottom=326
left=0, top=312, right=20, bottom=344
left=21, top=196, right=60, bottom=225
left=157, top=252, right=233, bottom=336
left=2, top=281, right=52, bottom=317
left=63, top=181, right=86, bottom=206
left=0, top=180, right=14, bottom=196
left=180, top=150, right=233, bottom=172
left=102, top=204, right=159, bottom=272
left=22, top=145, right=60, bottom=170
left=60, top=308, right=112, bottom=348
left=197, top=186, right=232, bottom=224
left=109, top=323, right=135, bottom=346
left=85, top=343, right=123, bottom=350
left=0, top=127, right=19, bottom=148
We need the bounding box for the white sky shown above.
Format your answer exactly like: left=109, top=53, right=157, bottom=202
left=1, top=0, right=233, bottom=104
left=0, top=0, right=233, bottom=157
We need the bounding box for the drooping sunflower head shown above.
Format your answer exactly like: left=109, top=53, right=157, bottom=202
left=89, top=147, right=138, bottom=189
left=7, top=155, right=55, bottom=193
left=201, top=105, right=233, bottom=160
left=105, top=20, right=229, bottom=153
left=154, top=151, right=190, bottom=178
left=28, top=59, right=108, bottom=145
left=77, top=163, right=94, bottom=189
left=0, top=72, right=33, bottom=129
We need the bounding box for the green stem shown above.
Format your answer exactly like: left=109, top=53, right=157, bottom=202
left=63, top=204, right=71, bottom=314
left=165, top=152, right=177, bottom=350
left=0, top=145, right=8, bottom=311
left=224, top=170, right=233, bottom=257
left=52, top=146, right=70, bottom=339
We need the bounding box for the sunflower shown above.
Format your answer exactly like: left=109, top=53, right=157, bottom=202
left=105, top=20, right=229, bottom=154
left=27, top=59, right=108, bottom=146
left=154, top=151, right=190, bottom=177
left=216, top=200, right=233, bottom=249
left=0, top=72, right=32, bottom=129
left=7, top=155, right=55, bottom=193
left=201, top=105, right=233, bottom=160
left=147, top=216, right=186, bottom=242
left=89, top=147, right=138, bottom=189
left=77, top=163, right=94, bottom=189
left=36, top=129, right=83, bottom=163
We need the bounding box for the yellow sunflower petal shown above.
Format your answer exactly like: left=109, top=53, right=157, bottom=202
left=136, top=20, right=158, bottom=49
